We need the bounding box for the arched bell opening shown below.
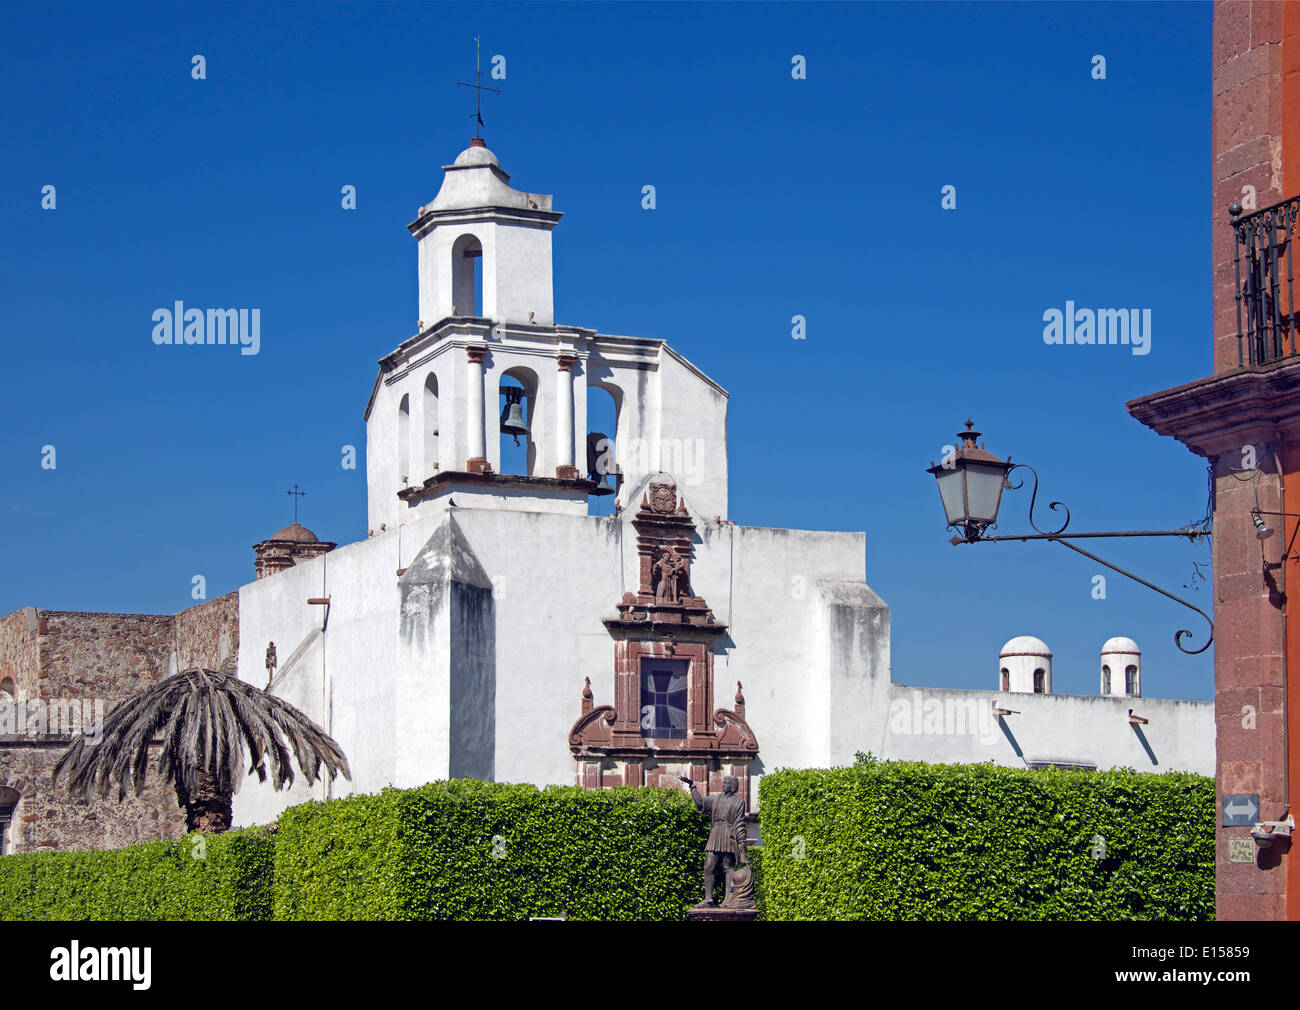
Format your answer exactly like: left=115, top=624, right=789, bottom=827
left=587, top=382, right=622, bottom=515
left=451, top=233, right=484, bottom=317
left=498, top=366, right=539, bottom=477
left=422, top=372, right=440, bottom=478
left=397, top=393, right=411, bottom=486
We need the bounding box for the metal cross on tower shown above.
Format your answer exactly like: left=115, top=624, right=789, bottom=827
left=285, top=483, right=306, bottom=523
left=456, top=36, right=500, bottom=139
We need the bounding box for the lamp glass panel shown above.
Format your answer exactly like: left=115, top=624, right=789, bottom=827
left=934, top=467, right=967, bottom=525
left=964, top=462, right=1006, bottom=523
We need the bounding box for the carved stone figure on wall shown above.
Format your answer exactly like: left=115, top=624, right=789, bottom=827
left=653, top=547, right=687, bottom=603
left=680, top=774, right=753, bottom=909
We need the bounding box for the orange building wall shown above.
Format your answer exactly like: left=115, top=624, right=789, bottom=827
left=1286, top=3, right=1300, bottom=192
left=1278, top=2, right=1300, bottom=920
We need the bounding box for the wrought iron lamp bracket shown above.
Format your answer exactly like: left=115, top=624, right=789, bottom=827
left=951, top=465, right=1214, bottom=655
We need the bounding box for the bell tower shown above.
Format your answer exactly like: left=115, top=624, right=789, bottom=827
left=407, top=139, right=562, bottom=327
left=365, top=134, right=730, bottom=534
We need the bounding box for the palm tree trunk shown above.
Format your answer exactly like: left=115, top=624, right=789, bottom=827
left=177, top=771, right=233, bottom=833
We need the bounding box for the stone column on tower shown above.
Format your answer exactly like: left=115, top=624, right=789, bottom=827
left=466, top=345, right=489, bottom=473
left=556, top=353, right=579, bottom=480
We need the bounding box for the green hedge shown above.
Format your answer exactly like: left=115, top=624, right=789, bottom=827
left=0, top=827, right=274, bottom=921
left=274, top=780, right=709, bottom=920
left=7, top=760, right=1210, bottom=921
left=758, top=755, right=1215, bottom=921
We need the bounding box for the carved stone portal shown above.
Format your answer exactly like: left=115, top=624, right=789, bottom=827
left=569, top=481, right=759, bottom=806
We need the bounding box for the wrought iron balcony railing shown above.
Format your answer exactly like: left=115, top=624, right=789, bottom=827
left=1231, top=194, right=1300, bottom=366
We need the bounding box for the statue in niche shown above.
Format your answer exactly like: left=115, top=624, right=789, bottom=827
left=653, top=547, right=688, bottom=604
left=680, top=774, right=754, bottom=909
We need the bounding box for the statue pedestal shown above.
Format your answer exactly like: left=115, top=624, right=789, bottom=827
left=686, top=906, right=759, bottom=922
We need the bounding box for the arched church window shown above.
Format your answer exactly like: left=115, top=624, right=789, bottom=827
left=423, top=372, right=439, bottom=477
left=0, top=786, right=18, bottom=856
left=1125, top=665, right=1138, bottom=695
left=1000, top=668, right=1009, bottom=691
left=1101, top=665, right=1111, bottom=695
left=397, top=394, right=410, bottom=485
left=451, top=234, right=483, bottom=317
left=1033, top=669, right=1045, bottom=693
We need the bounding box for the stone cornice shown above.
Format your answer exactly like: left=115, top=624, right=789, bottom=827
left=1127, top=357, right=1300, bottom=457
left=407, top=204, right=563, bottom=240
left=601, top=619, right=728, bottom=637
left=250, top=538, right=338, bottom=552
left=397, top=470, right=596, bottom=504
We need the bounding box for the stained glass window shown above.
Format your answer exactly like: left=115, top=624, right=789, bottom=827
left=640, top=659, right=688, bottom=739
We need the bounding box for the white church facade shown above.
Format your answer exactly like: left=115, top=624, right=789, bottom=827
left=223, top=138, right=1213, bottom=828
left=232, top=137, right=890, bottom=824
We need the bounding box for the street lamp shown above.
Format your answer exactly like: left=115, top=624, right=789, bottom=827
left=926, top=420, right=1015, bottom=543
left=926, top=420, right=1215, bottom=655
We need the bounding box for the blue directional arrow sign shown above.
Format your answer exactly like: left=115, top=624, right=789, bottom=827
left=1223, top=794, right=1260, bottom=826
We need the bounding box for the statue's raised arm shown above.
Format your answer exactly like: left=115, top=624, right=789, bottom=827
left=679, top=775, right=711, bottom=812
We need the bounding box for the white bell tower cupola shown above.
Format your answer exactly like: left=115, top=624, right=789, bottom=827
left=408, top=138, right=562, bottom=327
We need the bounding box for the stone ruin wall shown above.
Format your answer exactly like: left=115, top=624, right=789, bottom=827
left=175, top=591, right=240, bottom=672
left=0, top=592, right=241, bottom=854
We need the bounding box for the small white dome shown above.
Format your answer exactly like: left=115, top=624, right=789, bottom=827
left=1101, top=636, right=1141, bottom=655
left=453, top=144, right=500, bottom=168
left=1000, top=635, right=1052, bottom=657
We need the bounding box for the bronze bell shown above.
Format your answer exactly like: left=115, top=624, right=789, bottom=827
left=499, top=386, right=529, bottom=444
left=586, top=431, right=617, bottom=496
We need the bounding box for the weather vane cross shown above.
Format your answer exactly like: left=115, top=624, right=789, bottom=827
left=286, top=483, right=306, bottom=523
left=456, top=35, right=500, bottom=139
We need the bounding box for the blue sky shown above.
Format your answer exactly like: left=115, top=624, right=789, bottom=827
left=0, top=1, right=1217, bottom=700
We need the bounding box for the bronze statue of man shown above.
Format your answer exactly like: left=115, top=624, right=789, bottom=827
left=680, top=774, right=748, bottom=907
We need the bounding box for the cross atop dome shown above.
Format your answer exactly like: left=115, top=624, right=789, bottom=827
left=455, top=35, right=499, bottom=143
